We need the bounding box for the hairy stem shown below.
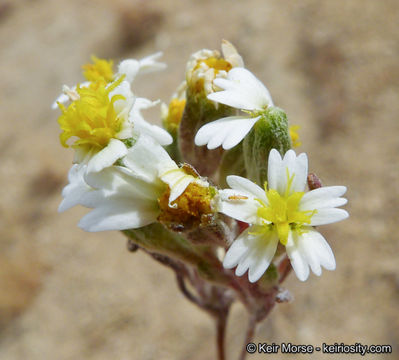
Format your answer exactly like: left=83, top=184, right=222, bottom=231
left=216, top=312, right=228, bottom=360
left=239, top=314, right=257, bottom=360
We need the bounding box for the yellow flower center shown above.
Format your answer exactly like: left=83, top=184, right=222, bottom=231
left=256, top=171, right=316, bottom=245
left=157, top=182, right=214, bottom=231
left=200, top=57, right=232, bottom=73
left=57, top=76, right=126, bottom=149
left=289, top=125, right=301, bottom=148
left=190, top=57, right=233, bottom=93
left=163, top=98, right=186, bottom=133
left=82, top=56, right=114, bottom=83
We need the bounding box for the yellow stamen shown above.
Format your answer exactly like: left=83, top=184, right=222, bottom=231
left=82, top=56, right=114, bottom=83
left=256, top=171, right=316, bottom=245
left=57, top=76, right=125, bottom=149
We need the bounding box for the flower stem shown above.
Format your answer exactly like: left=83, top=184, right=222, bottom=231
left=216, top=312, right=228, bottom=360
left=239, top=314, right=257, bottom=360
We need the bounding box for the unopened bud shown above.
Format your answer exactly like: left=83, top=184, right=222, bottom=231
left=243, top=107, right=291, bottom=185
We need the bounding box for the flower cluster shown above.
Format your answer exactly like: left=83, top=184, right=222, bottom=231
left=56, top=42, right=348, bottom=288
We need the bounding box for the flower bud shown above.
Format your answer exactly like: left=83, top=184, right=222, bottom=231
left=243, top=107, right=291, bottom=185
left=179, top=41, right=243, bottom=177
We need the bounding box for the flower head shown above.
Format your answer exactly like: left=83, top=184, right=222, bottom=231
left=56, top=59, right=172, bottom=173
left=186, top=40, right=244, bottom=96
left=60, top=135, right=214, bottom=232
left=195, top=67, right=274, bottom=150
left=58, top=77, right=135, bottom=173
left=220, top=149, right=348, bottom=282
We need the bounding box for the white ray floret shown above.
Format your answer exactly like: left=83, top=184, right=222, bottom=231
left=129, top=97, right=173, bottom=146
left=219, top=149, right=349, bottom=282
left=195, top=67, right=274, bottom=150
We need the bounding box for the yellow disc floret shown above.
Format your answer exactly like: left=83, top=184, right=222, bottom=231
left=256, top=171, right=316, bottom=245
left=157, top=183, right=214, bottom=230
left=82, top=56, right=114, bottom=83
left=163, top=98, right=186, bottom=133
left=198, top=57, right=232, bottom=73
left=57, top=77, right=125, bottom=149
left=289, top=125, right=301, bottom=148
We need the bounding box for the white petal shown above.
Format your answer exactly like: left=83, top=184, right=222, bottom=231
left=223, top=231, right=251, bottom=269
left=219, top=189, right=261, bottom=224
left=226, top=175, right=267, bottom=203
left=133, top=97, right=159, bottom=111
left=297, top=233, right=322, bottom=276
left=286, top=231, right=310, bottom=281
left=290, top=152, right=308, bottom=192
left=138, top=52, right=166, bottom=74
left=58, top=164, right=92, bottom=212
left=118, top=59, right=140, bottom=84
left=248, top=229, right=279, bottom=282
left=267, top=149, right=283, bottom=190
left=118, top=53, right=166, bottom=84
left=309, top=208, right=349, bottom=226
left=84, top=169, right=163, bottom=209
left=227, top=68, right=273, bottom=106
left=134, top=118, right=173, bottom=146
left=235, top=249, right=255, bottom=276
left=207, top=128, right=229, bottom=149
left=195, top=116, right=256, bottom=150
left=52, top=93, right=69, bottom=109
left=129, top=97, right=173, bottom=146
left=207, top=87, right=260, bottom=111
left=84, top=166, right=146, bottom=194
left=221, top=39, right=244, bottom=68
left=123, top=134, right=175, bottom=183
left=168, top=174, right=194, bottom=204
left=73, top=145, right=92, bottom=164
left=299, top=228, right=336, bottom=272
left=221, top=116, right=259, bottom=150
left=268, top=149, right=308, bottom=195
left=209, top=68, right=273, bottom=110
left=300, top=186, right=347, bottom=210
left=231, top=227, right=278, bottom=280
left=78, top=196, right=159, bottom=232
left=87, top=139, right=128, bottom=173
left=279, top=150, right=297, bottom=194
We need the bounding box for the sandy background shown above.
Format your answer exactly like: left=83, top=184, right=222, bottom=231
left=0, top=0, right=398, bottom=359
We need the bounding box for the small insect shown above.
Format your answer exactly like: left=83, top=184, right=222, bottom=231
left=181, top=163, right=200, bottom=177
left=228, top=195, right=248, bottom=200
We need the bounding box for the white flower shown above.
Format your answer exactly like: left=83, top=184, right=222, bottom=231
left=195, top=67, right=273, bottom=150
left=52, top=52, right=166, bottom=109
left=219, top=149, right=348, bottom=282
left=60, top=134, right=208, bottom=231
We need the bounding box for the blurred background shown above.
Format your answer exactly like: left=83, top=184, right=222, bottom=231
left=0, top=0, right=398, bottom=359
